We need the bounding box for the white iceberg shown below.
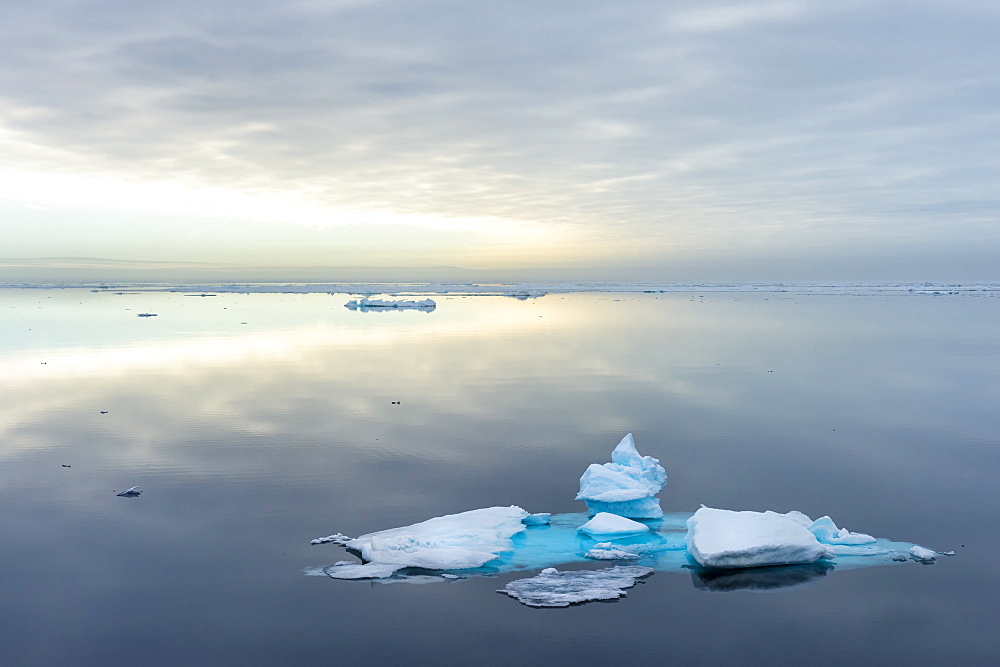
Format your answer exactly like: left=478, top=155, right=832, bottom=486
left=326, top=506, right=529, bottom=579
left=686, top=507, right=831, bottom=569
left=576, top=433, right=667, bottom=518
left=498, top=566, right=654, bottom=607
left=578, top=512, right=650, bottom=537
left=344, top=297, right=436, bottom=310
left=910, top=545, right=936, bottom=561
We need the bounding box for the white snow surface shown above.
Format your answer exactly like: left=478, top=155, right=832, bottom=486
left=910, top=545, right=937, bottom=560
left=499, top=566, right=654, bottom=607
left=576, top=433, right=667, bottom=518
left=578, top=512, right=650, bottom=537
left=336, top=506, right=529, bottom=578
left=687, top=507, right=832, bottom=569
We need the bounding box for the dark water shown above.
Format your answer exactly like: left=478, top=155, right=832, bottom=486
left=1, top=288, right=998, bottom=665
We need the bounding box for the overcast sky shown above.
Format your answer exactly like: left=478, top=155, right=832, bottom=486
left=1, top=0, right=997, bottom=281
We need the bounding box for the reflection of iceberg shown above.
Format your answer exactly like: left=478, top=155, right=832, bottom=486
left=344, top=297, right=436, bottom=311
left=691, top=561, right=835, bottom=593
left=311, top=433, right=941, bottom=599
left=576, top=433, right=666, bottom=518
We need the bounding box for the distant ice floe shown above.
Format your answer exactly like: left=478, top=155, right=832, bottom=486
left=344, top=297, right=436, bottom=311
left=310, top=433, right=946, bottom=604
left=116, top=486, right=141, bottom=497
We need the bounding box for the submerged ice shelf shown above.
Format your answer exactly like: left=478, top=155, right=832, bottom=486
left=311, top=434, right=944, bottom=604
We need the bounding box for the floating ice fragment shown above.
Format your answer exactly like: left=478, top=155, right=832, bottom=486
left=311, top=533, right=352, bottom=546
left=499, top=566, right=654, bottom=607
left=332, top=506, right=528, bottom=577
left=578, top=512, right=650, bottom=537
left=910, top=545, right=937, bottom=561
left=686, top=507, right=830, bottom=569
left=585, top=546, right=641, bottom=560
left=116, top=486, right=141, bottom=497
left=344, top=297, right=436, bottom=311
left=576, top=434, right=666, bottom=518
left=324, top=562, right=404, bottom=579
left=522, top=513, right=551, bottom=526
left=808, top=516, right=875, bottom=545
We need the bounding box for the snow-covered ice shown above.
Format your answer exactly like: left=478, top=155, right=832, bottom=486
left=326, top=506, right=528, bottom=579
left=910, top=545, right=937, bottom=561
left=498, top=566, right=654, bottom=607
left=576, top=433, right=667, bottom=518
left=686, top=507, right=831, bottom=569
left=578, top=512, right=650, bottom=537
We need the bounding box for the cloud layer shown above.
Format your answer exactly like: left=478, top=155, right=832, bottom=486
left=1, top=1, right=998, bottom=278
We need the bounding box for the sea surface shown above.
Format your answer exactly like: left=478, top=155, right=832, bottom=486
left=1, top=287, right=998, bottom=665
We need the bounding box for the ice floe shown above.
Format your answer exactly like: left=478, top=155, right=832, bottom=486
left=576, top=433, right=666, bottom=518
left=325, top=506, right=528, bottom=579
left=310, top=433, right=944, bottom=599
left=498, top=566, right=654, bottom=607
left=344, top=297, right=436, bottom=311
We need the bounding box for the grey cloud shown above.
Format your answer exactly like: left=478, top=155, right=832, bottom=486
left=1, top=0, right=998, bottom=275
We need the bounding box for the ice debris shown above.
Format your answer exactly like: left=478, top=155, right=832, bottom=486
left=910, top=545, right=937, bottom=561
left=116, top=486, right=141, bottom=497
left=576, top=433, right=666, bottom=518
left=311, top=533, right=352, bottom=546
left=578, top=512, right=650, bottom=537
left=498, top=566, right=654, bottom=607
left=585, top=543, right=641, bottom=560
left=522, top=513, right=551, bottom=526
left=344, top=297, right=436, bottom=311
left=326, top=506, right=528, bottom=579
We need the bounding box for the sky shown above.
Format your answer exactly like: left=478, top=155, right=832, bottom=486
left=0, top=0, right=998, bottom=282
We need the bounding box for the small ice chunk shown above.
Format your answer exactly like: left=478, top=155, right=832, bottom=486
left=585, top=546, right=640, bottom=560
left=578, top=512, right=650, bottom=537
left=808, top=516, right=876, bottom=545
left=116, top=486, right=141, bottom=497
left=522, top=513, right=552, bottom=526
left=576, top=434, right=667, bottom=518
left=541, top=568, right=558, bottom=575
left=311, top=533, right=352, bottom=545
left=910, top=545, right=937, bottom=561
left=686, top=507, right=830, bottom=569
left=499, top=566, right=654, bottom=607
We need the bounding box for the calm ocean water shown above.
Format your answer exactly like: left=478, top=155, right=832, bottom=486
left=1, top=288, right=998, bottom=665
